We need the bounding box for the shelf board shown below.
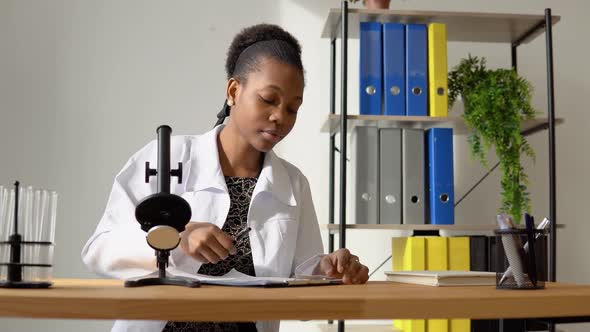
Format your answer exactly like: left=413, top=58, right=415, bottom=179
left=321, top=8, right=560, bottom=44
left=322, top=224, right=565, bottom=232
left=324, top=224, right=497, bottom=231
left=320, top=114, right=564, bottom=137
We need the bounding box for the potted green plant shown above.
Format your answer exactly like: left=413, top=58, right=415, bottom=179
left=448, top=55, right=536, bottom=224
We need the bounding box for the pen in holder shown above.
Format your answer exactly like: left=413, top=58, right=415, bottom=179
left=494, top=226, right=547, bottom=290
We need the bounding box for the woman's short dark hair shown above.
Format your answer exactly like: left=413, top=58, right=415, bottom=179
left=215, top=24, right=304, bottom=126
left=225, top=23, right=304, bottom=82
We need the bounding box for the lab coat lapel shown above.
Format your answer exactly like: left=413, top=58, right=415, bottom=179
left=251, top=151, right=296, bottom=207
left=248, top=151, right=297, bottom=277
left=186, top=125, right=228, bottom=195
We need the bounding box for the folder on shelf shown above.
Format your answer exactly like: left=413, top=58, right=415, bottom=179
left=426, top=237, right=449, bottom=271
left=404, top=320, right=426, bottom=332
left=402, top=129, right=425, bottom=224
left=488, top=236, right=507, bottom=274
left=426, top=128, right=455, bottom=225
left=360, top=22, right=383, bottom=115
left=353, top=126, right=379, bottom=224
left=383, top=23, right=405, bottom=116
left=392, top=237, right=426, bottom=271
left=470, top=236, right=489, bottom=272
left=448, top=237, right=470, bottom=271
left=392, top=236, right=426, bottom=331
left=471, top=320, right=499, bottom=332
left=406, top=24, right=428, bottom=116
left=379, top=128, right=402, bottom=224
left=448, top=236, right=471, bottom=332
left=427, top=318, right=449, bottom=331
left=426, top=236, right=449, bottom=332
left=450, top=318, right=470, bottom=332
left=428, top=23, right=449, bottom=117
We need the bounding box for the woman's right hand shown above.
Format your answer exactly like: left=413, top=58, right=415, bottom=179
left=180, top=222, right=237, bottom=264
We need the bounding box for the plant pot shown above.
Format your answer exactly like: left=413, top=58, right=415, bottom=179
left=363, top=0, right=391, bottom=10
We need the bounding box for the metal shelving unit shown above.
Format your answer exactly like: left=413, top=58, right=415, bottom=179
left=322, top=3, right=560, bottom=332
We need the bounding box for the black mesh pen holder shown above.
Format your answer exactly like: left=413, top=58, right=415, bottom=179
left=0, top=239, right=53, bottom=288
left=494, top=228, right=548, bottom=290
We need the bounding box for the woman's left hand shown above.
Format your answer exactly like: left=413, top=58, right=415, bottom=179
left=318, top=248, right=369, bottom=284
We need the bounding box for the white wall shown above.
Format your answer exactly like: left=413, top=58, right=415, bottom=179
left=0, top=0, right=588, bottom=331
left=0, top=1, right=17, bottom=185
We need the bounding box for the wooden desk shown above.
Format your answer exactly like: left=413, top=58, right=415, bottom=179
left=1, top=279, right=590, bottom=322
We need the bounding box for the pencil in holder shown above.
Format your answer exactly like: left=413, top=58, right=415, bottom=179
left=494, top=228, right=547, bottom=290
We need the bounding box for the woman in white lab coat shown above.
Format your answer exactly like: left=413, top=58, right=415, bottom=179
left=82, top=24, right=369, bottom=332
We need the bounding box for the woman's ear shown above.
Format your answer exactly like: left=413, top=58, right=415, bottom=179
left=226, top=78, right=240, bottom=106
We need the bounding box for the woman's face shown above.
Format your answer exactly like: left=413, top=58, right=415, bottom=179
left=227, top=57, right=304, bottom=152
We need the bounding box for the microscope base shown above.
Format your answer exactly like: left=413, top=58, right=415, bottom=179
left=124, top=271, right=201, bottom=288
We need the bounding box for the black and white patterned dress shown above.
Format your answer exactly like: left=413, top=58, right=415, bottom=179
left=162, top=176, right=258, bottom=332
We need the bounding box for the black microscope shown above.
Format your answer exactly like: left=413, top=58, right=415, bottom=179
left=124, top=125, right=200, bottom=288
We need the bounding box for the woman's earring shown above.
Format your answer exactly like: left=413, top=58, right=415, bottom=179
left=227, top=99, right=234, bottom=107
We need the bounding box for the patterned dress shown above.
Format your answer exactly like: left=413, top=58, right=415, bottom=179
left=162, top=176, right=258, bottom=332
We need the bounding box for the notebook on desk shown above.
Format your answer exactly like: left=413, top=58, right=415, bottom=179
left=384, top=270, right=496, bottom=287
left=198, top=275, right=343, bottom=287
left=170, top=268, right=343, bottom=288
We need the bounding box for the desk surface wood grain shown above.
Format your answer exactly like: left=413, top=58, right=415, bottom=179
left=0, top=279, right=588, bottom=321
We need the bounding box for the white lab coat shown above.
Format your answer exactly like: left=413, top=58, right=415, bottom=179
left=81, top=125, right=324, bottom=332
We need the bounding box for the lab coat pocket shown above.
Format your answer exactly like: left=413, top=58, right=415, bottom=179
left=263, top=217, right=298, bottom=277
